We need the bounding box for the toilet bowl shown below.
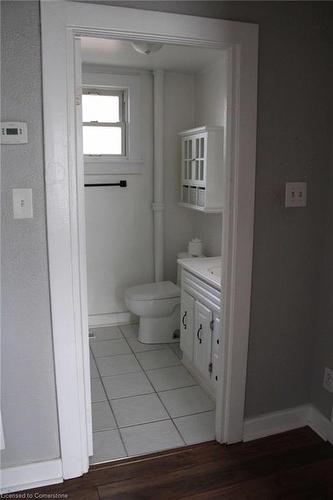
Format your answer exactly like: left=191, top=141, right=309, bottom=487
left=125, top=281, right=180, bottom=344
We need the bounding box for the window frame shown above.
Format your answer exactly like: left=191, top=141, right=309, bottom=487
left=82, top=86, right=128, bottom=158
left=82, top=71, right=143, bottom=175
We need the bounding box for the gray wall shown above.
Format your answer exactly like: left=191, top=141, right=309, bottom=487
left=1, top=1, right=60, bottom=467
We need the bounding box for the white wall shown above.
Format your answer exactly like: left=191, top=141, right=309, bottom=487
left=84, top=69, right=154, bottom=319
left=164, top=72, right=195, bottom=282
left=84, top=57, right=227, bottom=314
left=1, top=0, right=60, bottom=467
left=193, top=55, right=228, bottom=256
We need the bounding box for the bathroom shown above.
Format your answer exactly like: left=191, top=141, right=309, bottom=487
left=81, top=37, right=227, bottom=463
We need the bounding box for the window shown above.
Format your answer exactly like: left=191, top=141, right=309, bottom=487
left=82, top=88, right=127, bottom=156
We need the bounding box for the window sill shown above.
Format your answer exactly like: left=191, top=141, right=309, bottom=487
left=84, top=158, right=144, bottom=176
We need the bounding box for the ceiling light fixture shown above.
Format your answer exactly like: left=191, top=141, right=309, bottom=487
left=131, top=41, right=163, bottom=55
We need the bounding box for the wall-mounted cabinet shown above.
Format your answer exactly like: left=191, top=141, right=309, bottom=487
left=178, top=126, right=224, bottom=213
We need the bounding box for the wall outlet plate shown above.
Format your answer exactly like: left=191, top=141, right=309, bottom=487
left=323, top=367, right=333, bottom=393
left=285, top=182, right=307, bottom=207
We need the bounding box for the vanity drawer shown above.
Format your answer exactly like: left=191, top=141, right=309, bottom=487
left=182, top=269, right=221, bottom=313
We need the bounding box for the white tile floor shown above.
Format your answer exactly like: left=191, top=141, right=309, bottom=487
left=89, top=324, right=216, bottom=464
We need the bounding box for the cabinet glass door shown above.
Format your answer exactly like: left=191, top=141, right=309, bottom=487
left=193, top=134, right=206, bottom=186
left=180, top=290, right=195, bottom=360
left=182, top=137, right=195, bottom=184
left=193, top=301, right=212, bottom=378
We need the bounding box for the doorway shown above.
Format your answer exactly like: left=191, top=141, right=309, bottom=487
left=40, top=1, right=258, bottom=480
left=80, top=37, right=228, bottom=463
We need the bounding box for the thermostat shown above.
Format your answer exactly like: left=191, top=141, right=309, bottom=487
left=1, top=122, right=28, bottom=144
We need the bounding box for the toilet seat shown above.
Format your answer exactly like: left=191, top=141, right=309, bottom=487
left=125, top=281, right=180, bottom=301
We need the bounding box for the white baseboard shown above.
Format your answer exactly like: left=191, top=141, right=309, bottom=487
left=0, top=458, right=63, bottom=494
left=308, top=405, right=333, bottom=444
left=243, top=405, right=309, bottom=442
left=88, top=311, right=136, bottom=327
left=243, top=404, right=333, bottom=444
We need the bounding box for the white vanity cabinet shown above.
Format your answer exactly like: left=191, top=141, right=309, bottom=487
left=180, top=267, right=222, bottom=399
left=178, top=126, right=224, bottom=213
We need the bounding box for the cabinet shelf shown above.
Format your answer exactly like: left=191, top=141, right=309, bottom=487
left=177, top=202, right=222, bottom=213
left=179, top=126, right=224, bottom=213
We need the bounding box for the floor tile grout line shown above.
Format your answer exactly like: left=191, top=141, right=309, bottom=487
left=90, top=331, right=183, bottom=460
left=172, top=409, right=216, bottom=420
left=172, top=410, right=217, bottom=445
left=92, top=408, right=216, bottom=433
left=137, top=381, right=198, bottom=394
left=127, top=340, right=186, bottom=447
left=106, top=391, right=155, bottom=402
left=98, top=368, right=144, bottom=378
left=98, top=325, right=182, bottom=367
left=117, top=417, right=173, bottom=430
left=142, top=361, right=184, bottom=373
left=154, top=390, right=186, bottom=446
left=90, top=345, right=129, bottom=459
left=92, top=426, right=118, bottom=434
left=101, top=330, right=152, bottom=456
left=119, top=326, right=207, bottom=446
left=131, top=350, right=182, bottom=371
left=91, top=325, right=215, bottom=459
left=93, top=351, right=140, bottom=359
left=89, top=336, right=123, bottom=342
left=108, top=332, right=183, bottom=446
left=156, top=384, right=214, bottom=399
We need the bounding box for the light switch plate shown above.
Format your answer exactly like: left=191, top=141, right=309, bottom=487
left=285, top=182, right=307, bottom=207
left=12, top=188, right=33, bottom=219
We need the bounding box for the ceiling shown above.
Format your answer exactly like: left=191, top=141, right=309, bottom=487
left=81, top=37, right=226, bottom=74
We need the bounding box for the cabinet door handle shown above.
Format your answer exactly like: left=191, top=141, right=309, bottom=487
left=197, top=324, right=203, bottom=344
left=182, top=311, right=187, bottom=330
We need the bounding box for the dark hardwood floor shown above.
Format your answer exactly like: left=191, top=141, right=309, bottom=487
left=18, top=427, right=333, bottom=499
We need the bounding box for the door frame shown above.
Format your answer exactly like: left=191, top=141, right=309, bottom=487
left=40, top=1, right=258, bottom=479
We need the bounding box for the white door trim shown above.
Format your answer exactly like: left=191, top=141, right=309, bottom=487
left=40, top=1, right=258, bottom=478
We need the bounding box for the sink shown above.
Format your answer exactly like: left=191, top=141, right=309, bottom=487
left=208, top=265, right=221, bottom=279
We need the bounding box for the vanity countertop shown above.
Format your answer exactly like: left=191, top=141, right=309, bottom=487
left=177, top=256, right=222, bottom=289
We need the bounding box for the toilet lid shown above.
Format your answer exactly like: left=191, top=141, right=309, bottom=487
left=125, top=281, right=180, bottom=301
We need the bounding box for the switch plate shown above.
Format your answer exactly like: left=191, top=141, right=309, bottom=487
left=323, top=367, right=333, bottom=393
left=12, top=188, right=33, bottom=219
left=285, top=182, right=307, bottom=207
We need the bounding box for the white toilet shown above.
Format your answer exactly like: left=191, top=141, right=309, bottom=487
left=125, top=281, right=180, bottom=344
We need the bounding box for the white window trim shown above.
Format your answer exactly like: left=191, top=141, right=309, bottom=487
left=83, top=72, right=143, bottom=175
left=82, top=87, right=127, bottom=157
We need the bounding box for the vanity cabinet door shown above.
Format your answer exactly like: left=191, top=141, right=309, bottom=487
left=180, top=290, right=195, bottom=360
left=193, top=301, right=212, bottom=379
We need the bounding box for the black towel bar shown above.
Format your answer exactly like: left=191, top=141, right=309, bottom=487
left=84, top=180, right=127, bottom=188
